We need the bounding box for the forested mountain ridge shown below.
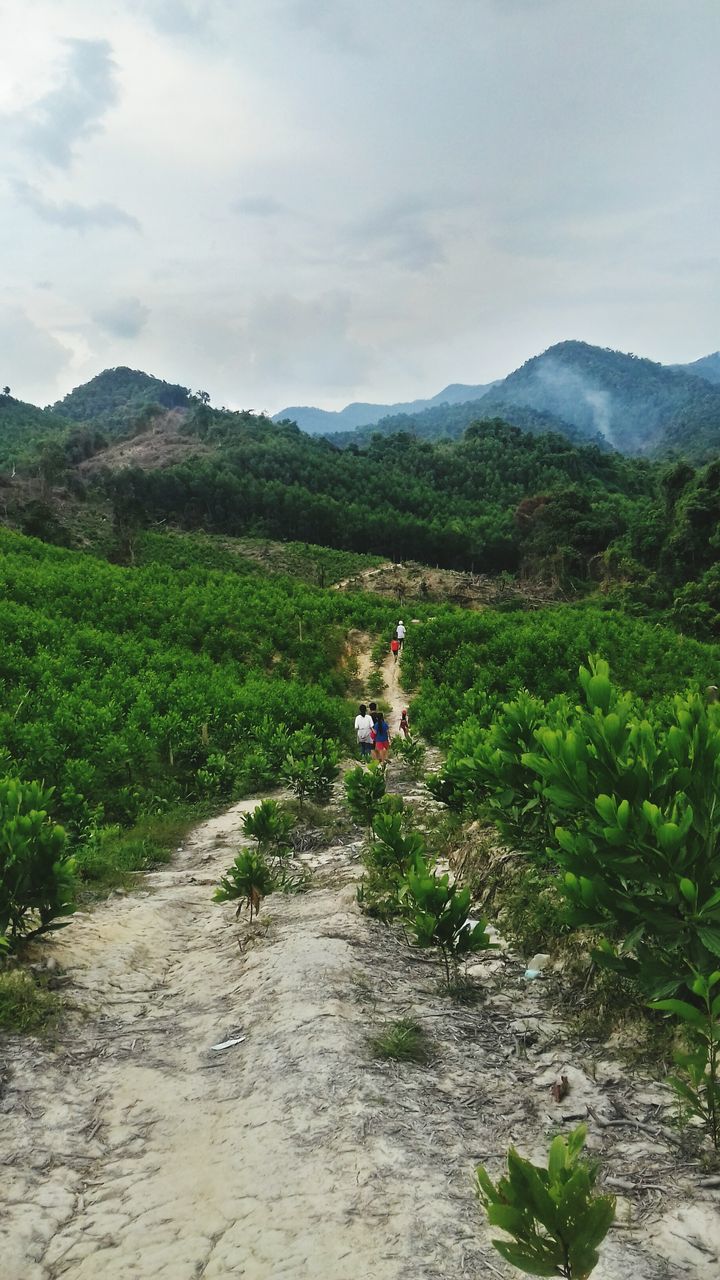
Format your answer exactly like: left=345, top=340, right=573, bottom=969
left=278, top=341, right=720, bottom=460
left=483, top=340, right=720, bottom=459
left=670, top=351, right=720, bottom=386
left=325, top=397, right=595, bottom=450
left=274, top=380, right=497, bottom=434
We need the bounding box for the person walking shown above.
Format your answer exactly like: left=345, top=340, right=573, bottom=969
left=399, top=707, right=410, bottom=738
left=396, top=620, right=406, bottom=650
left=372, top=710, right=391, bottom=765
left=390, top=637, right=400, bottom=663
left=354, top=703, right=374, bottom=759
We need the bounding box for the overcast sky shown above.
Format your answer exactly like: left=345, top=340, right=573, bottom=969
left=1, top=0, right=719, bottom=412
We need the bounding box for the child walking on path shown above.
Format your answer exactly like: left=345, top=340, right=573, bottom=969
left=390, top=638, right=400, bottom=663
left=372, top=711, right=391, bottom=764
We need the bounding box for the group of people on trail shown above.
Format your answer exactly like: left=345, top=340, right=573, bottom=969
left=354, top=700, right=409, bottom=764
left=390, top=619, right=406, bottom=663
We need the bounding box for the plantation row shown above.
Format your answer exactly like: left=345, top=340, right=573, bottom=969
left=403, top=603, right=720, bottom=741
left=0, top=528, right=399, bottom=830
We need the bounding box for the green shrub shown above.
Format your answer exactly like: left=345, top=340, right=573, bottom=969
left=241, top=799, right=294, bottom=863
left=399, top=851, right=494, bottom=984
left=357, top=808, right=420, bottom=920
left=282, top=734, right=339, bottom=808
left=392, top=734, right=427, bottom=777
left=476, top=1124, right=615, bottom=1279
left=344, top=763, right=386, bottom=831
left=213, top=848, right=275, bottom=921
left=651, top=969, right=720, bottom=1149
left=0, top=777, right=75, bottom=946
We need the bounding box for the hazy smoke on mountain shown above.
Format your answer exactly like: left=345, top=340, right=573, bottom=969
left=533, top=360, right=616, bottom=446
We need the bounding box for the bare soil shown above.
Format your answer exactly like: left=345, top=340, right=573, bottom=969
left=2, top=657, right=718, bottom=1279
left=78, top=410, right=210, bottom=475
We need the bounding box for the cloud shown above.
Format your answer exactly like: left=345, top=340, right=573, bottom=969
left=14, top=180, right=141, bottom=232
left=0, top=307, right=72, bottom=400
left=231, top=196, right=289, bottom=218
left=93, top=296, right=150, bottom=339
left=246, top=291, right=373, bottom=391
left=8, top=38, right=119, bottom=168
left=348, top=199, right=446, bottom=271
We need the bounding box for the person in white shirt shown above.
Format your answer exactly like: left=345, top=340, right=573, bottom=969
left=396, top=620, right=406, bottom=649
left=354, top=703, right=374, bottom=759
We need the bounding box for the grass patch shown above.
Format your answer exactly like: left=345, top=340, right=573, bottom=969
left=370, top=1017, right=434, bottom=1064
left=74, top=804, right=211, bottom=896
left=0, top=968, right=63, bottom=1034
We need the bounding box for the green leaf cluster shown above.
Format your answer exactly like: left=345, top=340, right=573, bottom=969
left=0, top=776, right=75, bottom=946
left=476, top=1125, right=615, bottom=1278
left=213, top=848, right=274, bottom=921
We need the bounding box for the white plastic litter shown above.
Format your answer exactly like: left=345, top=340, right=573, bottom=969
left=210, top=1036, right=246, bottom=1051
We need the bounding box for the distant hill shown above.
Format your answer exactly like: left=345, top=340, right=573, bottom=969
left=325, top=398, right=593, bottom=450
left=273, top=381, right=497, bottom=434
left=483, top=340, right=720, bottom=459
left=670, top=352, right=720, bottom=386
left=50, top=367, right=191, bottom=431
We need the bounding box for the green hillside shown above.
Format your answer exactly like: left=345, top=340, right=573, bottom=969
left=50, top=367, right=191, bottom=432
left=486, top=340, right=720, bottom=458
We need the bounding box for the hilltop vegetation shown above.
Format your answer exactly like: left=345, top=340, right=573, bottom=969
left=50, top=367, right=191, bottom=434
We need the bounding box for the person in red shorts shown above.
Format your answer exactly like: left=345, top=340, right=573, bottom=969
left=372, top=710, right=391, bottom=764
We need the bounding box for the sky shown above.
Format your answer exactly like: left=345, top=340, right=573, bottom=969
left=1, top=0, right=719, bottom=413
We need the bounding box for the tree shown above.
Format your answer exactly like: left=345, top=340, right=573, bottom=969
left=2, top=386, right=10, bottom=397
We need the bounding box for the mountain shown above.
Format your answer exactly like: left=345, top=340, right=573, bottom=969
left=670, top=352, right=720, bottom=386
left=325, top=398, right=592, bottom=450
left=273, top=381, right=497, bottom=434
left=50, top=367, right=191, bottom=430
left=483, top=340, right=720, bottom=458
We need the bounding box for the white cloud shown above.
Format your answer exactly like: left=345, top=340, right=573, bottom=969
left=14, top=180, right=141, bottom=232
left=93, top=296, right=150, bottom=338
left=5, top=38, right=119, bottom=168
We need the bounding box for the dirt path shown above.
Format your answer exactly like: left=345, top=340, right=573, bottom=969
left=2, top=655, right=719, bottom=1278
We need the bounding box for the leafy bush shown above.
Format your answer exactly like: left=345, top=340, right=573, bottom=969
left=282, top=734, right=339, bottom=808
left=241, top=799, right=294, bottom=864
left=213, top=849, right=274, bottom=921
left=522, top=659, right=720, bottom=998
left=357, top=808, right=420, bottom=920
left=344, top=763, right=386, bottom=831
left=651, top=970, right=720, bottom=1149
left=476, top=1124, right=615, bottom=1279
left=392, top=734, right=427, bottom=777
left=399, top=852, right=494, bottom=984
left=0, top=778, right=75, bottom=946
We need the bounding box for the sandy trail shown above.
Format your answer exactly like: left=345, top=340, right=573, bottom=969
left=2, top=653, right=718, bottom=1279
